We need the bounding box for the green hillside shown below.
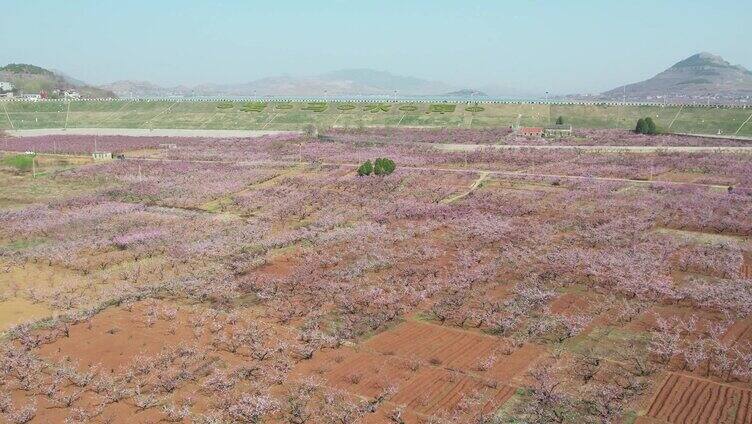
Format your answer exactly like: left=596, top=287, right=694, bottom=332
left=1, top=100, right=750, bottom=136
left=0, top=63, right=115, bottom=99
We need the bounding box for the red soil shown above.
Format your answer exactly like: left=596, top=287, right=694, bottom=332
left=646, top=372, right=752, bottom=424
left=364, top=321, right=491, bottom=372
left=290, top=321, right=538, bottom=422
left=625, top=305, right=721, bottom=334
left=293, top=347, right=417, bottom=398
left=722, top=319, right=752, bottom=350
left=254, top=253, right=298, bottom=279
left=37, top=302, right=198, bottom=371
left=361, top=320, right=542, bottom=383
left=388, top=367, right=516, bottom=416
left=358, top=405, right=424, bottom=424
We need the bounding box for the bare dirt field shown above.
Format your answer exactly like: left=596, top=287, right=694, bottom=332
left=646, top=373, right=752, bottom=423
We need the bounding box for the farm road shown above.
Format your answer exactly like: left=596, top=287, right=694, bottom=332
left=434, top=143, right=752, bottom=153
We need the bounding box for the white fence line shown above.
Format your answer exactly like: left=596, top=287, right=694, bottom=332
left=0, top=97, right=748, bottom=109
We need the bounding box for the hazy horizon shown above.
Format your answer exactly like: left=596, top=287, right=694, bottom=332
left=2, top=0, right=750, bottom=95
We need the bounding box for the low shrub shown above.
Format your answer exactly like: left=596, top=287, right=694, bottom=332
left=216, top=102, right=234, bottom=110
left=398, top=105, right=418, bottom=112
left=635, top=117, right=658, bottom=135
left=275, top=103, right=293, bottom=110
left=364, top=104, right=390, bottom=113
left=373, top=157, right=396, bottom=175
left=2, top=154, right=35, bottom=172
left=465, top=106, right=484, bottom=112
left=357, top=158, right=395, bottom=176
left=301, top=102, right=327, bottom=112
left=428, top=104, right=456, bottom=114
left=240, top=102, right=266, bottom=112
left=337, top=104, right=356, bottom=111
left=357, top=160, right=373, bottom=176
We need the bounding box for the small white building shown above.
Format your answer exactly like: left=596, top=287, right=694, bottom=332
left=64, top=90, right=81, bottom=99
left=23, top=94, right=41, bottom=102
left=0, top=81, right=13, bottom=92
left=92, top=151, right=112, bottom=161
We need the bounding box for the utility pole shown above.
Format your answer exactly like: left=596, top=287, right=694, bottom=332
left=32, top=155, right=36, bottom=178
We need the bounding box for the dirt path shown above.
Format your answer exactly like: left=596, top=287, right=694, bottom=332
left=442, top=171, right=489, bottom=203
left=141, top=101, right=179, bottom=128
left=434, top=143, right=752, bottom=153
left=673, top=132, right=752, bottom=142
left=397, top=114, right=406, bottom=127
left=261, top=113, right=279, bottom=129
left=667, top=105, right=684, bottom=130
left=7, top=128, right=298, bottom=138
left=735, top=112, right=752, bottom=135
left=1, top=102, right=14, bottom=130
left=64, top=101, right=71, bottom=129
left=97, top=101, right=132, bottom=126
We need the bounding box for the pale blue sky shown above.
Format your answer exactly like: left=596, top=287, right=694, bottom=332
left=1, top=0, right=750, bottom=94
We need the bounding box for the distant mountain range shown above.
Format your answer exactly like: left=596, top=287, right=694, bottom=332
left=4, top=53, right=751, bottom=102
left=599, top=52, right=752, bottom=102
left=0, top=64, right=115, bottom=98
left=101, top=69, right=473, bottom=98
left=97, top=55, right=752, bottom=101
left=443, top=89, right=488, bottom=97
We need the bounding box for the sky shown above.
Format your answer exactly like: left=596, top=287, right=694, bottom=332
left=1, top=0, right=750, bottom=95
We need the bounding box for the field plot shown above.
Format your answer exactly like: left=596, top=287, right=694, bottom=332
left=0, top=127, right=751, bottom=423
left=646, top=373, right=752, bottom=424
left=362, top=320, right=542, bottom=383
left=292, top=348, right=417, bottom=398
left=389, top=367, right=516, bottom=416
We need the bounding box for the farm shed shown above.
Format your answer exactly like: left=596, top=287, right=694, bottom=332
left=518, top=127, right=543, bottom=137
left=92, top=151, right=112, bottom=161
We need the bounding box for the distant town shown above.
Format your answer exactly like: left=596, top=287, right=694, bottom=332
left=0, top=81, right=81, bottom=101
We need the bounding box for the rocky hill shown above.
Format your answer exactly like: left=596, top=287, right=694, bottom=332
left=601, top=53, right=752, bottom=102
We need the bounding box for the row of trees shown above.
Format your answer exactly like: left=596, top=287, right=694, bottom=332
left=357, top=158, right=396, bottom=176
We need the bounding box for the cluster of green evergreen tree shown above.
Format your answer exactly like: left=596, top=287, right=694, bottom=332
left=357, top=158, right=396, bottom=176
left=635, top=117, right=658, bottom=135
